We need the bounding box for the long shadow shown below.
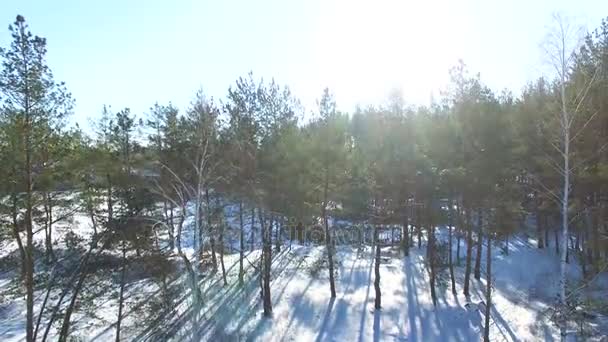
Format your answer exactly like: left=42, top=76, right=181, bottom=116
left=204, top=250, right=296, bottom=337
left=238, top=254, right=314, bottom=339
left=270, top=250, right=308, bottom=305
left=373, top=309, right=381, bottom=342
left=125, top=250, right=258, bottom=341
left=278, top=277, right=316, bottom=342
left=357, top=248, right=374, bottom=342
left=314, top=297, right=336, bottom=342
left=404, top=257, right=419, bottom=340
left=490, top=302, right=521, bottom=342
left=210, top=249, right=303, bottom=340
left=342, top=253, right=361, bottom=295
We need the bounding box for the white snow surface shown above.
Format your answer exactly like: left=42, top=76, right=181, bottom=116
left=1, top=199, right=607, bottom=341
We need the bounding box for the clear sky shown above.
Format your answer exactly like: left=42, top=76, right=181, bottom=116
left=0, top=0, right=606, bottom=130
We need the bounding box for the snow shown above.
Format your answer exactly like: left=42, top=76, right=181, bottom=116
left=1, top=198, right=607, bottom=341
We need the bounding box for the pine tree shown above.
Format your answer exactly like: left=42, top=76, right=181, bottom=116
left=0, top=15, right=72, bottom=341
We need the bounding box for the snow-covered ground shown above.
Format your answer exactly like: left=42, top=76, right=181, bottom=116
left=1, top=202, right=607, bottom=341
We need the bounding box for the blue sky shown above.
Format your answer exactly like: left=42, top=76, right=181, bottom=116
left=1, top=0, right=607, bottom=130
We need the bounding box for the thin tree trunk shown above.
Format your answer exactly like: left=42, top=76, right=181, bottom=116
left=197, top=199, right=204, bottom=259
left=592, top=202, right=601, bottom=272
left=219, top=212, right=227, bottom=286
left=448, top=195, right=457, bottom=296
left=464, top=206, right=473, bottom=298
left=555, top=226, right=560, bottom=255
left=536, top=208, right=544, bottom=248
left=275, top=217, right=281, bottom=253
left=10, top=191, right=26, bottom=278
left=416, top=204, right=422, bottom=248
left=41, top=239, right=104, bottom=342
left=402, top=203, right=409, bottom=256
left=250, top=208, right=255, bottom=252
left=545, top=217, right=550, bottom=249
left=25, top=121, right=34, bottom=342
left=58, top=250, right=94, bottom=342
left=20, top=55, right=35, bottom=342
left=57, top=236, right=110, bottom=341
left=260, top=211, right=273, bottom=316
left=374, top=225, right=381, bottom=310
left=107, top=174, right=113, bottom=224
left=165, top=200, right=175, bottom=250
left=116, top=243, right=127, bottom=342
left=206, top=189, right=217, bottom=272
left=456, top=201, right=462, bottom=265
left=84, top=186, right=98, bottom=248
left=43, top=191, right=55, bottom=262
left=456, top=233, right=462, bottom=266
left=428, top=203, right=437, bottom=307
left=559, top=56, right=570, bottom=309
left=34, top=268, right=58, bottom=341
left=176, top=204, right=185, bottom=254
left=323, top=169, right=336, bottom=298
left=474, top=209, right=483, bottom=280
left=239, top=201, right=245, bottom=284
left=483, top=233, right=492, bottom=342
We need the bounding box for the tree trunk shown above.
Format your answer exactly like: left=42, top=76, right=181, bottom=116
left=428, top=204, right=437, bottom=307
left=219, top=228, right=228, bottom=285
left=219, top=213, right=228, bottom=286
left=84, top=186, right=98, bottom=248
left=323, top=170, right=337, bottom=298
left=43, top=191, right=55, bottom=263
left=260, top=211, right=273, bottom=316
left=456, top=201, right=462, bottom=266
left=374, top=225, right=381, bottom=310
left=456, top=233, right=462, bottom=266
left=275, top=217, right=281, bottom=253
left=536, top=209, right=544, bottom=248
left=34, top=269, right=57, bottom=341
left=463, top=207, right=473, bottom=298
left=250, top=208, right=255, bottom=252
left=416, top=204, right=422, bottom=248
left=165, top=200, right=175, bottom=250
left=239, top=201, right=245, bottom=284
left=176, top=204, right=185, bottom=254
left=559, top=62, right=570, bottom=309
left=197, top=200, right=203, bottom=259
left=58, top=246, right=96, bottom=342
left=555, top=226, right=560, bottom=255
left=10, top=191, right=26, bottom=279
left=41, top=239, right=103, bottom=342
left=545, top=217, right=550, bottom=249
left=116, top=243, right=127, bottom=342
left=107, top=173, right=113, bottom=224
left=402, top=205, right=409, bottom=256
left=25, top=120, right=35, bottom=342
left=324, top=213, right=337, bottom=298
left=474, top=209, right=483, bottom=280
left=206, top=189, right=217, bottom=272
left=483, top=233, right=492, bottom=342
left=592, top=203, right=601, bottom=273
left=448, top=195, right=457, bottom=296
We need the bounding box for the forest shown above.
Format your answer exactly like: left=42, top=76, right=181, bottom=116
left=1, top=14, right=608, bottom=342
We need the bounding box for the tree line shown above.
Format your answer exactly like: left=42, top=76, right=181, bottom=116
left=1, top=14, right=608, bottom=342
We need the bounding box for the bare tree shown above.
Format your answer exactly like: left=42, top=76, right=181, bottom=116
left=538, top=14, right=602, bottom=334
